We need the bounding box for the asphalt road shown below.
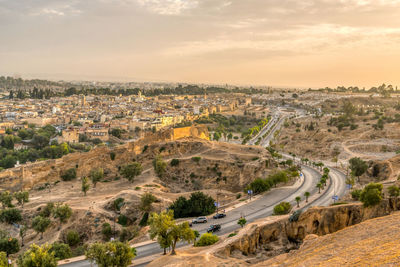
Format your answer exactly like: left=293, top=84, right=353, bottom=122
left=61, top=164, right=346, bottom=267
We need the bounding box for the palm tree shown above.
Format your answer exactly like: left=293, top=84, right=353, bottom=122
left=295, top=196, right=301, bottom=207
left=316, top=183, right=322, bottom=193
left=304, top=191, right=310, bottom=202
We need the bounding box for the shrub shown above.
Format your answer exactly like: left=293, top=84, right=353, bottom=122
left=360, top=183, right=383, bottom=207
left=139, top=212, right=149, bottom=227
left=119, top=228, right=134, bottom=242
left=140, top=193, right=156, bottom=212
left=289, top=209, right=302, bottom=222
left=191, top=157, right=201, bottom=163
left=40, top=202, right=55, bottom=217
left=0, top=208, right=22, bottom=224
left=388, top=185, right=400, bottom=197
left=153, top=155, right=167, bottom=178
left=273, top=202, right=292, bottom=215
left=102, top=223, right=113, bottom=241
left=236, top=193, right=241, bottom=199
left=113, top=198, right=125, bottom=211
left=54, top=204, right=72, bottom=224
left=237, top=217, right=247, bottom=228
left=50, top=242, right=72, bottom=260
left=66, top=230, right=80, bottom=247
left=0, top=191, right=13, bottom=209
left=110, top=152, right=116, bottom=161
left=351, top=189, right=362, bottom=200
left=61, top=168, right=77, bottom=181
left=170, top=158, right=180, bottom=166
left=228, top=233, right=237, bottom=238
left=118, top=215, right=128, bottom=226
left=195, top=233, right=219, bottom=247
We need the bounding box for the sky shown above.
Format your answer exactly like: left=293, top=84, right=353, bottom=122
left=1, top=0, right=400, bottom=88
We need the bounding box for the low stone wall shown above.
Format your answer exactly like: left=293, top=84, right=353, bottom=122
left=0, top=125, right=209, bottom=191
left=216, top=199, right=400, bottom=259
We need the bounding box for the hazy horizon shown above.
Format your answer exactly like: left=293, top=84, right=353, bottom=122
left=1, top=0, right=400, bottom=88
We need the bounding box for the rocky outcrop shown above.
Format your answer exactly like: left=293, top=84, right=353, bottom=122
left=215, top=199, right=400, bottom=262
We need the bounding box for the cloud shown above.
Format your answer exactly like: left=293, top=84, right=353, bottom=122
left=136, top=0, right=198, bottom=15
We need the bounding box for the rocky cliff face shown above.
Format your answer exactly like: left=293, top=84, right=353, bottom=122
left=215, top=199, right=400, bottom=263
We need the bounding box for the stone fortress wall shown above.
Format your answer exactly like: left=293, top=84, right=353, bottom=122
left=0, top=125, right=209, bottom=192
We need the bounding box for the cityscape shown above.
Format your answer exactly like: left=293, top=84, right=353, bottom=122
left=1, top=1, right=400, bottom=267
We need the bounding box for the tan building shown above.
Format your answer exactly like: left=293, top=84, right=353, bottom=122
left=85, top=128, right=109, bottom=141
left=60, top=128, right=79, bottom=143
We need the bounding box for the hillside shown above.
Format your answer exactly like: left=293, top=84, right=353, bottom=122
left=260, top=211, right=400, bottom=266
left=1, top=137, right=278, bottom=257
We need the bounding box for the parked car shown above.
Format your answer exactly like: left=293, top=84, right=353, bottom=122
left=213, top=213, right=226, bottom=219
left=192, top=217, right=207, bottom=224
left=207, top=224, right=221, bottom=233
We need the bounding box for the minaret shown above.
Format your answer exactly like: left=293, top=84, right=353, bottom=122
left=81, top=95, right=86, bottom=107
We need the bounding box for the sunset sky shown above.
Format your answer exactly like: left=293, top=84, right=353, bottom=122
left=1, top=0, right=400, bottom=88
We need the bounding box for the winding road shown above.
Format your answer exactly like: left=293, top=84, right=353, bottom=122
left=61, top=107, right=347, bottom=267
left=61, top=164, right=346, bottom=267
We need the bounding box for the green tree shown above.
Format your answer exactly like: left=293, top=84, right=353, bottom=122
left=39, top=202, right=54, bottom=217
left=31, top=134, right=50, bottom=149
left=148, top=210, right=174, bottom=255
left=153, top=155, right=167, bottom=178
left=388, top=185, right=400, bottom=197
left=0, top=191, right=13, bottom=209
left=14, top=191, right=29, bottom=208
left=237, top=217, right=247, bottom=228
left=120, top=162, right=142, bottom=183
left=0, top=155, right=16, bottom=168
left=304, top=192, right=310, bottom=202
left=17, top=243, right=57, bottom=267
left=85, top=241, right=136, bottom=267
left=32, top=216, right=51, bottom=239
left=81, top=176, right=90, bottom=196
left=49, top=242, right=72, bottom=260
left=90, top=167, right=104, bottom=188
left=1, top=135, right=15, bottom=149
left=54, top=204, right=72, bottom=224
left=360, top=183, right=383, bottom=207
left=169, top=222, right=195, bottom=255
left=316, top=183, right=322, bottom=193
left=349, top=157, right=368, bottom=181
left=295, top=196, right=301, bottom=207
left=0, top=236, right=19, bottom=256
left=140, top=193, right=157, bottom=212
left=19, top=225, right=28, bottom=247
left=0, top=208, right=22, bottom=224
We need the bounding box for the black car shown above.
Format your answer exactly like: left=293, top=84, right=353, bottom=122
left=207, top=224, right=221, bottom=233
left=213, top=213, right=226, bottom=219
